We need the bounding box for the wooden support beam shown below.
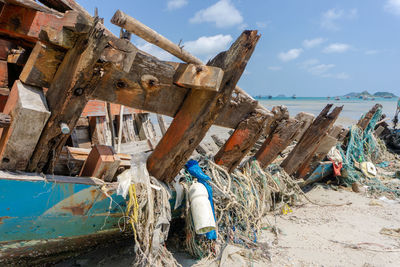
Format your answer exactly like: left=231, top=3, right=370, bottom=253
left=79, top=145, right=121, bottom=182
left=0, top=4, right=91, bottom=48
left=357, top=103, right=382, bottom=131
left=293, top=112, right=314, bottom=141
left=214, top=109, right=273, bottom=172
left=146, top=30, right=260, bottom=182
left=37, top=0, right=91, bottom=16
left=134, top=113, right=156, bottom=140
left=0, top=80, right=50, bottom=170
left=255, top=118, right=302, bottom=168
left=4, top=0, right=62, bottom=16
left=174, top=63, right=224, bottom=91
left=19, top=41, right=64, bottom=88
left=27, top=21, right=110, bottom=173
left=280, top=104, right=343, bottom=176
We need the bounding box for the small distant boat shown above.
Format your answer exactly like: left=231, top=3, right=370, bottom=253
left=371, top=97, right=375, bottom=100
left=292, top=94, right=296, bottom=99
left=268, top=95, right=272, bottom=99
left=363, top=96, right=368, bottom=100
left=335, top=96, right=340, bottom=101
left=346, top=96, right=350, bottom=99
left=327, top=96, right=331, bottom=100
left=359, top=96, right=363, bottom=99
left=384, top=96, right=392, bottom=99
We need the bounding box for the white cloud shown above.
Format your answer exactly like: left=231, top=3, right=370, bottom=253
left=300, top=59, right=349, bottom=79
left=190, top=0, right=243, bottom=28
left=384, top=0, right=400, bottom=15
left=323, top=43, right=351, bottom=53
left=167, top=0, right=188, bottom=10
left=268, top=66, right=282, bottom=71
left=365, top=49, right=379, bottom=55
left=303, top=38, right=326, bottom=49
left=278, top=48, right=303, bottom=62
left=183, top=34, right=233, bottom=60
left=320, top=8, right=358, bottom=31
left=136, top=41, right=174, bottom=61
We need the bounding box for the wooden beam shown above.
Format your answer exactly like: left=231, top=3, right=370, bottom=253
left=0, top=80, right=50, bottom=171
left=280, top=104, right=343, bottom=176
left=255, top=118, right=302, bottom=168
left=293, top=112, right=314, bottom=141
left=146, top=30, right=260, bottom=182
left=4, top=0, right=62, bottom=16
left=0, top=4, right=91, bottom=47
left=214, top=109, right=273, bottom=172
left=0, top=60, right=7, bottom=88
left=174, top=63, right=224, bottom=91
left=27, top=21, right=110, bottom=173
left=357, top=103, right=382, bottom=131
left=19, top=41, right=64, bottom=88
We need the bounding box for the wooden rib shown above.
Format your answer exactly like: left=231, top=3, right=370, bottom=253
left=255, top=118, right=302, bottom=168
left=214, top=109, right=273, bottom=172
left=357, top=103, right=382, bottom=131
left=280, top=104, right=343, bottom=176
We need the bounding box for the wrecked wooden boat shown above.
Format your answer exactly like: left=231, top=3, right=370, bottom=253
left=0, top=0, right=389, bottom=264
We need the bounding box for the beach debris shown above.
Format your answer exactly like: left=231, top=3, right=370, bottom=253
left=360, top=162, right=377, bottom=178
left=189, top=182, right=216, bottom=235
left=380, top=227, right=400, bottom=238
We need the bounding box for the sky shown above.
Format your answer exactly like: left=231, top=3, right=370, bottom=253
left=79, top=0, right=400, bottom=97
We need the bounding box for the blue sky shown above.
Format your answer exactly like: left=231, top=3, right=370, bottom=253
left=79, top=0, right=400, bottom=97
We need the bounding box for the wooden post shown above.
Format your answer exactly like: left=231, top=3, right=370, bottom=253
left=0, top=80, right=50, bottom=170
left=156, top=114, right=167, bottom=135
left=27, top=20, right=111, bottom=173
left=357, top=104, right=382, bottom=131
left=280, top=104, right=343, bottom=176
left=146, top=31, right=260, bottom=182
left=214, top=110, right=273, bottom=172
left=255, top=118, right=302, bottom=168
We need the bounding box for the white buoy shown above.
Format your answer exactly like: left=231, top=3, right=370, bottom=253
left=189, top=182, right=216, bottom=234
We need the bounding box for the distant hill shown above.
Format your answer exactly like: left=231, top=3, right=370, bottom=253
left=343, top=91, right=397, bottom=98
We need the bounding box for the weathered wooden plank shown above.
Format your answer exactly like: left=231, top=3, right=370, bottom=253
left=293, top=112, right=314, bottom=141
left=27, top=21, right=110, bottom=173
left=280, top=104, right=343, bottom=176
left=357, top=103, right=382, bottom=131
left=4, top=0, right=62, bottom=16
left=0, top=80, right=50, bottom=170
left=19, top=41, right=64, bottom=88
left=214, top=109, right=273, bottom=172
left=174, top=63, right=224, bottom=91
left=0, top=4, right=91, bottom=47
left=80, top=145, right=121, bottom=182
left=146, top=30, right=260, bottom=182
left=37, top=0, right=90, bottom=16
left=134, top=113, right=156, bottom=140
left=255, top=118, right=302, bottom=168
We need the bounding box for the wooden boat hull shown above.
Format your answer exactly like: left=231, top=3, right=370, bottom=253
left=0, top=173, right=127, bottom=264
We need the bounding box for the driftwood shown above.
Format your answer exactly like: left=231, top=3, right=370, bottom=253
left=280, top=104, right=343, bottom=176
left=357, top=103, right=382, bottom=131
left=147, top=31, right=260, bottom=182
left=214, top=109, right=272, bottom=172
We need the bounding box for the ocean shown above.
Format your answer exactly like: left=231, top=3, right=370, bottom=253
left=258, top=97, right=399, bottom=127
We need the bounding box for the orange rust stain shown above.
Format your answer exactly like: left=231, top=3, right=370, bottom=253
left=0, top=216, right=12, bottom=224
left=224, top=128, right=250, bottom=151
left=61, top=202, right=92, bottom=216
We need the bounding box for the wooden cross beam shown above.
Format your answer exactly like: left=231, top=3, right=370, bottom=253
left=146, top=30, right=260, bottom=182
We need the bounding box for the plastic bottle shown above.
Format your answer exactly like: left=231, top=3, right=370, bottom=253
left=189, top=182, right=216, bottom=234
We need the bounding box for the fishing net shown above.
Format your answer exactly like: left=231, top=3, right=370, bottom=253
left=339, top=107, right=400, bottom=197
left=182, top=158, right=304, bottom=262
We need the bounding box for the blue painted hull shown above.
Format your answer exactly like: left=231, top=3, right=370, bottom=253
left=0, top=176, right=127, bottom=263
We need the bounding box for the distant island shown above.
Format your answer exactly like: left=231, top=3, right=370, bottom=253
left=343, top=91, right=398, bottom=99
